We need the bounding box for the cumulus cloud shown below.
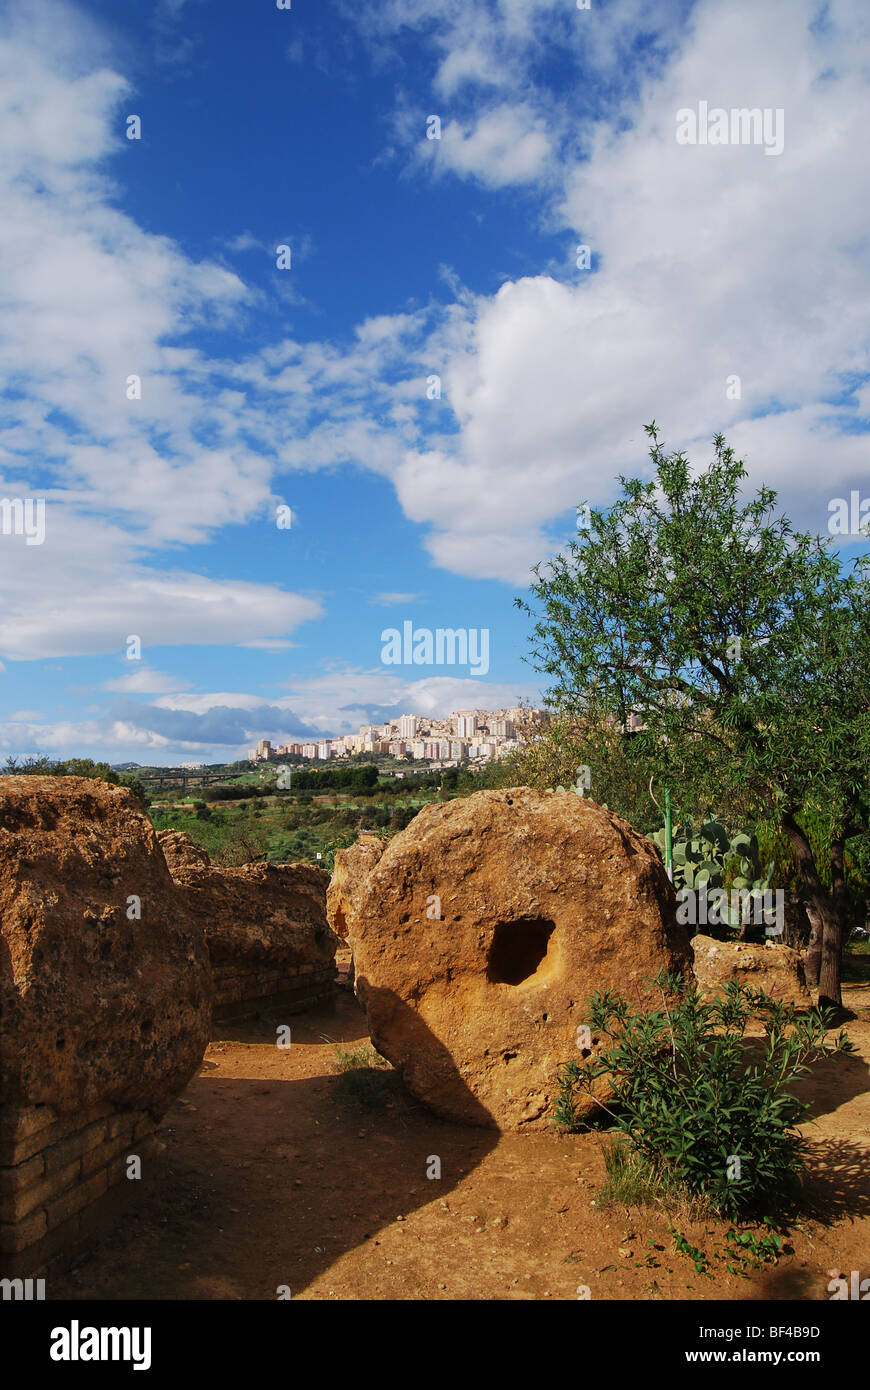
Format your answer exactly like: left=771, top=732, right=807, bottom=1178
left=0, top=508, right=324, bottom=660
left=365, top=0, right=870, bottom=580
left=1, top=665, right=542, bottom=762
left=0, top=0, right=321, bottom=661
left=3, top=0, right=869, bottom=680
left=424, top=106, right=553, bottom=188
left=154, top=668, right=541, bottom=738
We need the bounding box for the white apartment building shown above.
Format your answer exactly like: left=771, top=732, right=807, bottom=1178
left=302, top=744, right=318, bottom=759
left=470, top=742, right=497, bottom=759
left=399, top=714, right=417, bottom=739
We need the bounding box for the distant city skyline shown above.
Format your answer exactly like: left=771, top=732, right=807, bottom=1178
left=247, top=707, right=540, bottom=767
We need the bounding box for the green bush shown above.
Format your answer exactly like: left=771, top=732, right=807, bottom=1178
left=553, top=971, right=854, bottom=1218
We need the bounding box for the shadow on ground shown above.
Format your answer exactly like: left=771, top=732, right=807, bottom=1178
left=49, top=990, right=499, bottom=1300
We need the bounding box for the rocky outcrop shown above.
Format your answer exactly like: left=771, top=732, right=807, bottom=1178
left=339, top=788, right=691, bottom=1130
left=156, top=829, right=210, bottom=872
left=0, top=776, right=212, bottom=1267
left=326, top=833, right=385, bottom=941
left=1, top=778, right=212, bottom=1118
left=159, top=832, right=338, bottom=1019
left=690, top=933, right=811, bottom=1008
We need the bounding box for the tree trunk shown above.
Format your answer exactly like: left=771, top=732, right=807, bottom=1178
left=813, top=892, right=843, bottom=1010
left=817, top=841, right=848, bottom=1011
left=781, top=814, right=844, bottom=1009
left=803, top=899, right=823, bottom=988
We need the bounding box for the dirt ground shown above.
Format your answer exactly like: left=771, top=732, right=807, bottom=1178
left=51, top=965, right=870, bottom=1302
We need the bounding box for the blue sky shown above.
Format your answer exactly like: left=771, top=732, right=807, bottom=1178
left=0, top=0, right=868, bottom=764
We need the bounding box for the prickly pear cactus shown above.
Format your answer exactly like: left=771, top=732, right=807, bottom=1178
left=648, top=816, right=775, bottom=921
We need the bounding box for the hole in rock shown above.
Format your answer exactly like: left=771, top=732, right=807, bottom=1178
left=486, top=917, right=555, bottom=986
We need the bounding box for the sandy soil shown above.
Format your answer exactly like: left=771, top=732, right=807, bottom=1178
left=51, top=968, right=870, bottom=1302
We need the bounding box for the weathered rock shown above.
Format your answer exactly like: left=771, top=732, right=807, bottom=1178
left=345, top=787, right=691, bottom=1129
left=690, top=934, right=811, bottom=1008
left=161, top=836, right=338, bottom=972
left=156, top=828, right=210, bottom=872
left=326, top=833, right=385, bottom=941
left=0, top=776, right=212, bottom=1119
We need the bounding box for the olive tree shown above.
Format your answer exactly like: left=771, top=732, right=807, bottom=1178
left=517, top=425, right=870, bottom=1009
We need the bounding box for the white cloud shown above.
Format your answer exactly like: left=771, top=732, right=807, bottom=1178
left=223, top=231, right=267, bottom=254
left=375, top=0, right=870, bottom=579
left=0, top=716, right=185, bottom=756
left=103, top=667, right=193, bottom=694
left=425, top=106, right=553, bottom=188
left=277, top=669, right=542, bottom=732
left=371, top=591, right=421, bottom=606
left=0, top=3, right=330, bottom=660
left=154, top=668, right=541, bottom=736
left=3, top=0, right=868, bottom=677
left=239, top=639, right=299, bottom=651
left=0, top=510, right=323, bottom=660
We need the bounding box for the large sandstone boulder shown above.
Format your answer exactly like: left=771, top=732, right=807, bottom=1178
left=342, top=787, right=691, bottom=1129
left=0, top=777, right=212, bottom=1119
left=691, top=934, right=811, bottom=1008
left=326, top=833, right=385, bottom=941
left=159, top=831, right=338, bottom=972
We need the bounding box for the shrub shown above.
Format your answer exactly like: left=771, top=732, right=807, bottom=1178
left=330, top=1043, right=392, bottom=1107
left=321, top=833, right=358, bottom=874
left=553, top=971, right=854, bottom=1218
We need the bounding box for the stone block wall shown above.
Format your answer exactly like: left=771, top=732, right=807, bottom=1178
left=211, top=961, right=336, bottom=1023
left=1, top=778, right=212, bottom=1274
left=0, top=1102, right=162, bottom=1275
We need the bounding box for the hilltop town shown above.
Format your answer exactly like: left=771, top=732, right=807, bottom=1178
left=247, top=707, right=541, bottom=768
